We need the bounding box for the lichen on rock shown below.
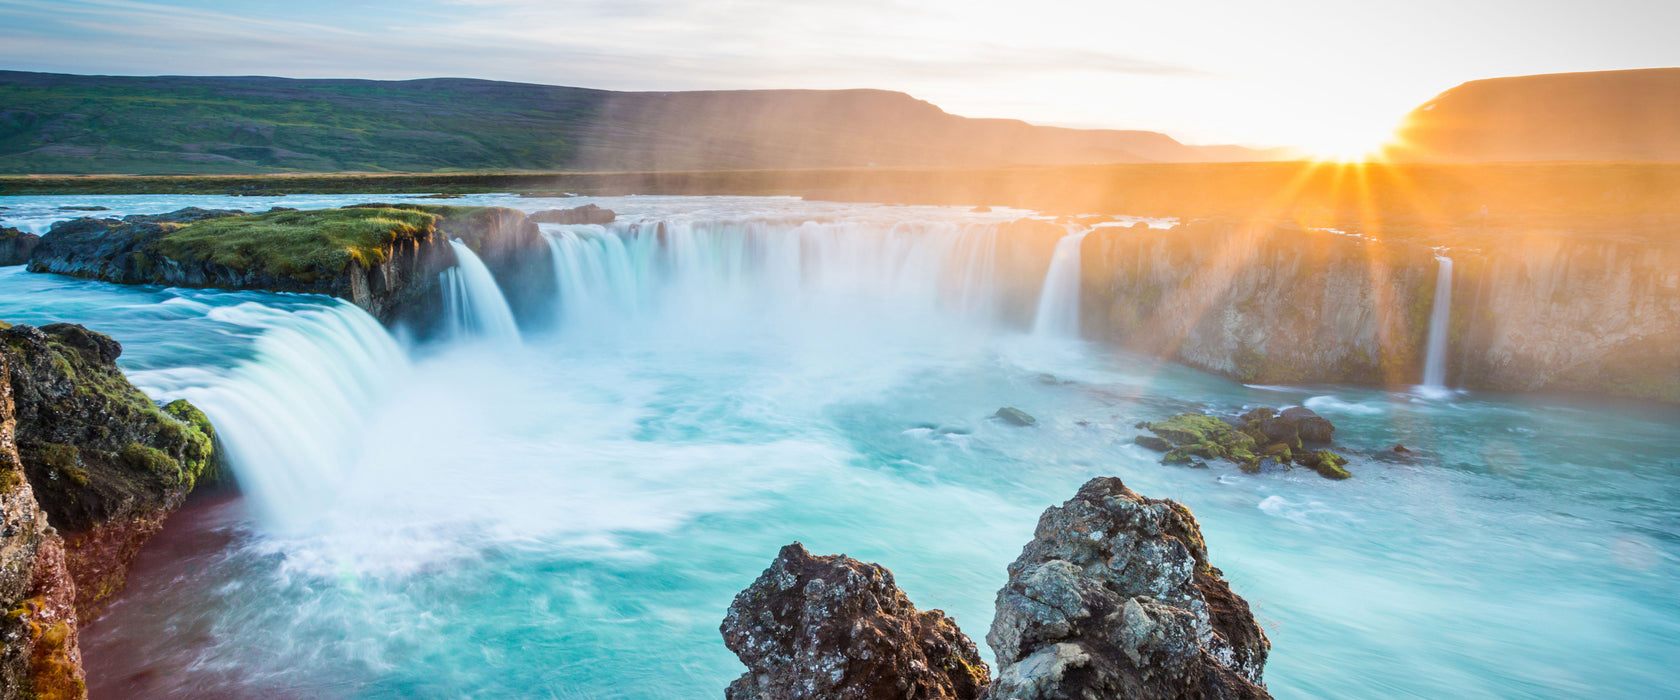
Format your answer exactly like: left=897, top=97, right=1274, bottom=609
left=721, top=543, right=990, bottom=700
left=987, top=476, right=1271, bottom=700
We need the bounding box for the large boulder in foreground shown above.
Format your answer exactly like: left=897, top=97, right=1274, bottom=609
left=0, top=322, right=216, bottom=620
left=987, top=477, right=1270, bottom=700
left=721, top=542, right=990, bottom=700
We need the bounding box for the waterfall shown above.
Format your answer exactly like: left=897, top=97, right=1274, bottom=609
left=1031, top=229, right=1090, bottom=338
left=1422, top=254, right=1454, bottom=389
left=130, top=301, right=409, bottom=527
left=441, top=240, right=522, bottom=344
left=536, top=219, right=1002, bottom=331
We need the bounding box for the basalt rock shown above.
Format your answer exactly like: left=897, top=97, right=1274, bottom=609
left=0, top=322, right=216, bottom=620
left=721, top=543, right=990, bottom=700
left=987, top=477, right=1270, bottom=700
left=995, top=407, right=1037, bottom=427
left=26, top=205, right=552, bottom=331
left=0, top=352, right=87, bottom=700
left=0, top=227, right=38, bottom=267
left=528, top=204, right=616, bottom=225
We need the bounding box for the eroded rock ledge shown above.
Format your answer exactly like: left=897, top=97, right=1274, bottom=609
left=723, top=477, right=1270, bottom=700
left=24, top=204, right=551, bottom=328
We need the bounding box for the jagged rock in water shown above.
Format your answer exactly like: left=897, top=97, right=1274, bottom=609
left=0, top=322, right=216, bottom=620
left=0, top=227, right=39, bottom=267
left=1279, top=407, right=1334, bottom=444
left=995, top=407, right=1037, bottom=427
left=721, top=543, right=990, bottom=700
left=0, top=351, right=87, bottom=700
left=987, top=476, right=1271, bottom=700
left=529, top=204, right=616, bottom=225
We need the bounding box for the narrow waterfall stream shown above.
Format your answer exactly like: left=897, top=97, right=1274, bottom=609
left=1031, top=228, right=1090, bottom=339
left=1421, top=254, right=1454, bottom=392
left=0, top=195, right=1673, bottom=700
left=441, top=239, right=522, bottom=344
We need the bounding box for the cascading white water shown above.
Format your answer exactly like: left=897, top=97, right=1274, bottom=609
left=1031, top=229, right=1090, bottom=338
left=441, top=240, right=522, bottom=344
left=1422, top=254, right=1454, bottom=389
left=538, top=218, right=1002, bottom=335
left=128, top=301, right=409, bottom=528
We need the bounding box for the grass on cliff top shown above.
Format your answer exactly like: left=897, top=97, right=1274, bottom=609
left=152, top=207, right=439, bottom=278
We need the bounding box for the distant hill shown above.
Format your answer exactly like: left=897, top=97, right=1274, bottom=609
left=0, top=71, right=1284, bottom=174
left=1388, top=68, right=1680, bottom=162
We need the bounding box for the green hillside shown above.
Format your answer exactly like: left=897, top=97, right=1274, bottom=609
left=0, top=72, right=1275, bottom=175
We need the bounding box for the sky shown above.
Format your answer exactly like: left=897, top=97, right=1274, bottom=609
left=2, top=0, right=1677, bottom=155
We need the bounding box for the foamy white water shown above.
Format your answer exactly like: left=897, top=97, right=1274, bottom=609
left=0, top=196, right=1675, bottom=700
left=440, top=240, right=522, bottom=345
left=1031, top=228, right=1090, bottom=339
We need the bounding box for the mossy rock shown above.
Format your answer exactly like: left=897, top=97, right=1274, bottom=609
left=149, top=207, right=440, bottom=281
left=1134, top=435, right=1172, bottom=452
left=1298, top=449, right=1352, bottom=480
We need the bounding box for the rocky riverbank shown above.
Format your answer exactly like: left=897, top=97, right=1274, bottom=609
left=23, top=204, right=557, bottom=331
left=723, top=476, right=1269, bottom=699
left=0, top=321, right=224, bottom=699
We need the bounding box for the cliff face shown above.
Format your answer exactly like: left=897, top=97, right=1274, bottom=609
left=1079, top=221, right=1680, bottom=402
left=0, top=351, right=87, bottom=700
left=1450, top=236, right=1680, bottom=400
left=25, top=205, right=551, bottom=330
left=0, top=323, right=216, bottom=620
left=1082, top=221, right=1438, bottom=386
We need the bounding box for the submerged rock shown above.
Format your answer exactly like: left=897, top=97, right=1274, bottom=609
left=0, top=322, right=217, bottom=620
left=721, top=543, right=990, bottom=700
left=529, top=204, right=616, bottom=225
left=988, top=477, right=1271, bottom=700
left=995, top=407, right=1037, bottom=427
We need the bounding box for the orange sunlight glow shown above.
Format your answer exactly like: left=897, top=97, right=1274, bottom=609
left=1296, top=115, right=1406, bottom=162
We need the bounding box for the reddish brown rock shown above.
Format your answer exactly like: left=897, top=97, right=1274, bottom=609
left=721, top=543, right=990, bottom=700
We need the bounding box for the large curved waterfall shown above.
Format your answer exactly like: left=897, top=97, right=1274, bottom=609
left=4, top=195, right=1675, bottom=700
left=538, top=217, right=1004, bottom=336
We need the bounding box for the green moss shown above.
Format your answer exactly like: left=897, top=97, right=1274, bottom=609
left=1147, top=413, right=1259, bottom=469
left=120, top=442, right=180, bottom=482
left=149, top=207, right=439, bottom=280
left=1306, top=450, right=1352, bottom=480
left=162, top=399, right=215, bottom=485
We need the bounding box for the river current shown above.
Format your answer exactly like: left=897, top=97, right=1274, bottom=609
left=1, top=194, right=1675, bottom=699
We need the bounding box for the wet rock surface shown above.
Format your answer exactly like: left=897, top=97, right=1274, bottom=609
left=987, top=477, right=1270, bottom=700
left=0, top=227, right=39, bottom=267
left=721, top=543, right=990, bottom=700
left=0, top=322, right=216, bottom=619
left=0, top=352, right=86, bottom=700
left=1140, top=406, right=1349, bottom=479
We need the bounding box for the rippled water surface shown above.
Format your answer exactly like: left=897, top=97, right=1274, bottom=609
left=2, top=195, right=1676, bottom=699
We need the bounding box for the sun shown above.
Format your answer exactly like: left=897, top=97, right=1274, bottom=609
left=1295, top=117, right=1404, bottom=163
